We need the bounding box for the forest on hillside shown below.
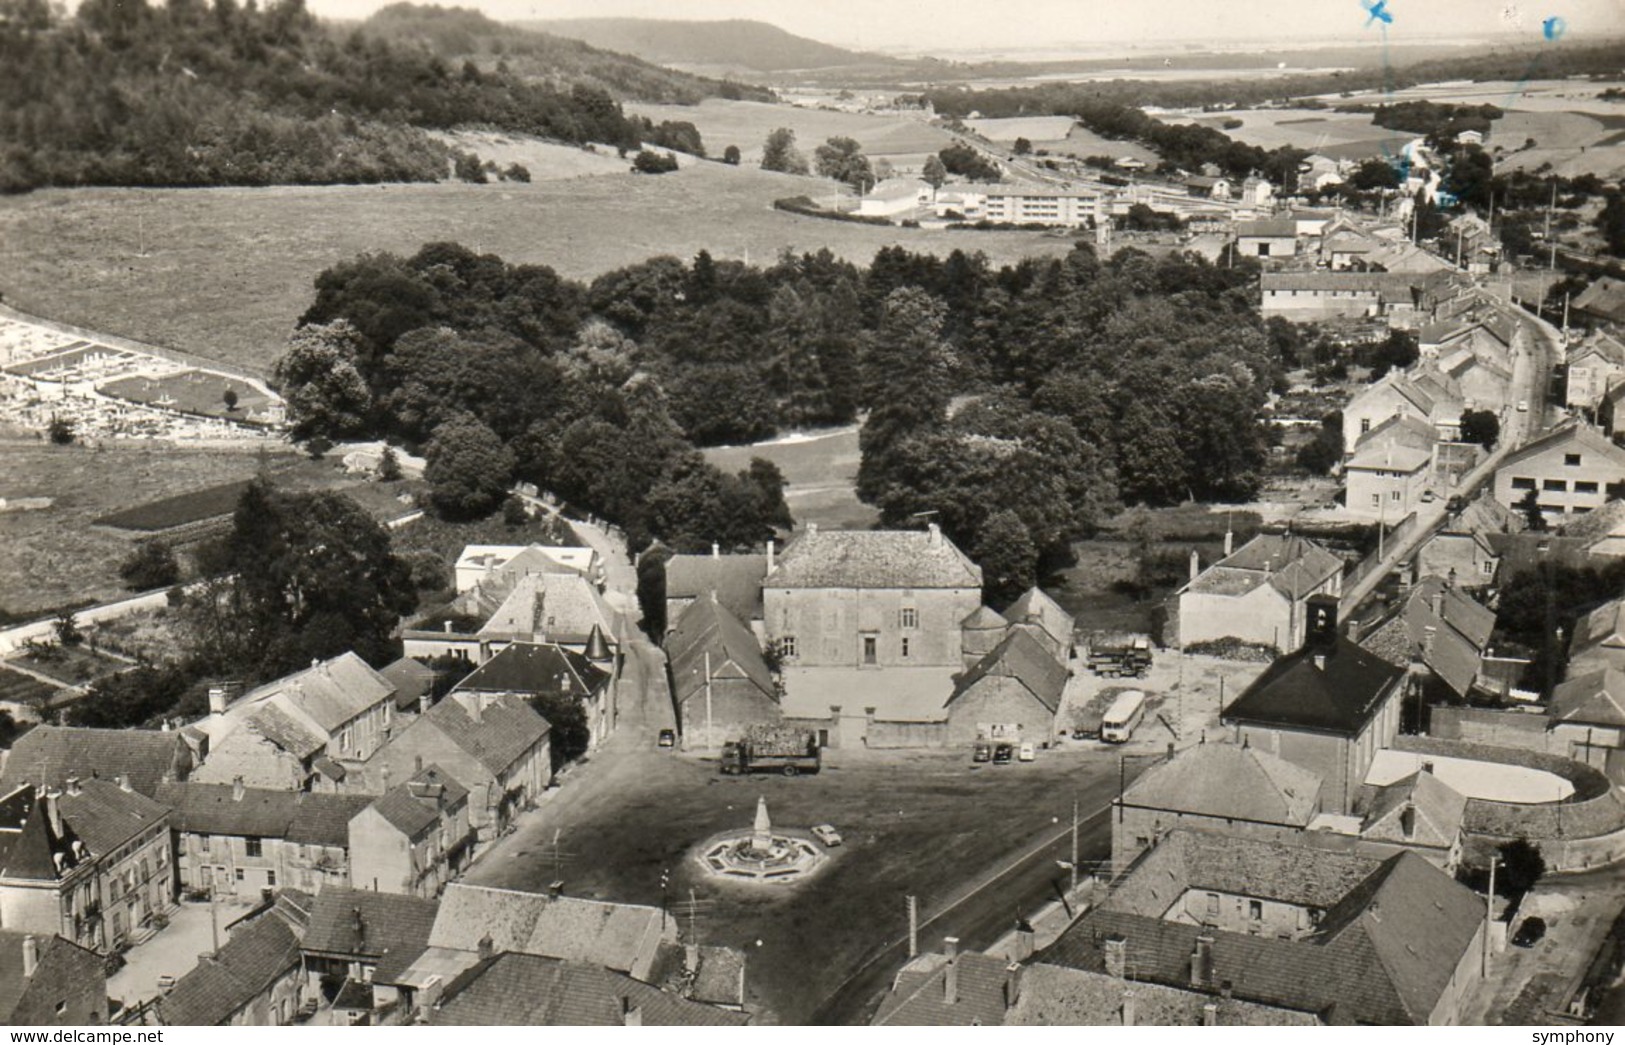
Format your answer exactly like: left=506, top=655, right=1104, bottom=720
left=278, top=241, right=1281, bottom=602
left=0, top=0, right=757, bottom=192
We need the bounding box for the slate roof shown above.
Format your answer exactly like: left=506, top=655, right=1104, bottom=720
left=378, top=657, right=437, bottom=712
left=1182, top=534, right=1343, bottom=601
left=1359, top=578, right=1493, bottom=698
left=0, top=931, right=104, bottom=1025
left=455, top=642, right=609, bottom=699
left=664, top=553, right=768, bottom=623
left=1002, top=587, right=1075, bottom=651
left=415, top=693, right=551, bottom=777
left=769, top=527, right=981, bottom=589
left=156, top=907, right=304, bottom=1026
left=1361, top=771, right=1466, bottom=850
left=427, top=953, right=748, bottom=1026
left=429, top=884, right=666, bottom=976
left=54, top=778, right=168, bottom=856
left=364, top=765, right=469, bottom=838
left=302, top=885, right=438, bottom=975
left=0, top=787, right=67, bottom=882
left=225, top=652, right=395, bottom=736
left=1237, top=218, right=1298, bottom=238
left=1222, top=638, right=1404, bottom=737
left=0, top=726, right=191, bottom=799
left=1007, top=963, right=1320, bottom=1026
left=872, top=949, right=1014, bottom=1026
left=157, top=782, right=375, bottom=847
left=1039, top=831, right=1485, bottom=1025
left=1550, top=668, right=1625, bottom=729
left=948, top=629, right=1069, bottom=716
left=665, top=597, right=776, bottom=704
left=1120, top=742, right=1322, bottom=826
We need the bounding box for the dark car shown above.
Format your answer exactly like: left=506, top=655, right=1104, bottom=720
left=992, top=742, right=1014, bottom=764
left=657, top=729, right=677, bottom=748
left=1512, top=917, right=1546, bottom=947
left=972, top=743, right=993, bottom=763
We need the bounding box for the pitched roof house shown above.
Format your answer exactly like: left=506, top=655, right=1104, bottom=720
left=1038, top=831, right=1486, bottom=1025
left=453, top=543, right=600, bottom=593
left=348, top=764, right=474, bottom=898
left=665, top=596, right=779, bottom=749
left=1175, top=536, right=1344, bottom=652
left=428, top=883, right=673, bottom=981
left=1575, top=275, right=1625, bottom=325
left=663, top=550, right=769, bottom=629
left=301, top=884, right=439, bottom=994
left=1358, top=770, right=1467, bottom=870
left=153, top=898, right=310, bottom=1026
left=1001, top=586, right=1075, bottom=661
left=454, top=641, right=613, bottom=749
left=1550, top=668, right=1625, bottom=732
left=0, top=727, right=191, bottom=800
left=943, top=629, right=1069, bottom=744
left=426, top=952, right=749, bottom=1026
left=1493, top=421, right=1625, bottom=526
left=1358, top=578, right=1495, bottom=699
left=0, top=931, right=106, bottom=1026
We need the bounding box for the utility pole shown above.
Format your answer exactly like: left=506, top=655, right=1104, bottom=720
left=907, top=895, right=919, bottom=958
left=660, top=868, right=670, bottom=930
left=1117, top=756, right=1126, bottom=824
left=703, top=650, right=714, bottom=751
left=209, top=888, right=220, bottom=955
left=1483, top=855, right=1497, bottom=975
left=1070, top=799, right=1080, bottom=892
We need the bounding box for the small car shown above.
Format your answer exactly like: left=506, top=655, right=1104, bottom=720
left=156, top=974, right=177, bottom=992
left=1018, top=742, right=1036, bottom=762
left=811, top=824, right=843, bottom=847
left=1517, top=400, right=1529, bottom=412
left=992, top=742, right=1014, bottom=764
left=1512, top=916, right=1547, bottom=947
left=656, top=729, right=677, bottom=748
left=972, top=743, right=993, bottom=763
left=1072, top=728, right=1090, bottom=740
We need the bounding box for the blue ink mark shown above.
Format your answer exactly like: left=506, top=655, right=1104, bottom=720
left=1543, top=16, right=1566, bottom=40
left=1363, top=0, right=1394, bottom=26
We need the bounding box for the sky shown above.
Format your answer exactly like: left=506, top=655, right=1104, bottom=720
left=303, top=0, right=1625, bottom=52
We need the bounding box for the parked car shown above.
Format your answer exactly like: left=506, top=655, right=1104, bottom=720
left=973, top=742, right=993, bottom=763
left=811, top=824, right=843, bottom=847
left=992, top=742, right=1014, bottom=764
left=1072, top=728, right=1090, bottom=740
left=156, top=975, right=176, bottom=993
left=1517, top=399, right=1529, bottom=412
left=1018, top=742, right=1036, bottom=762
left=657, top=729, right=677, bottom=748
left=1512, top=916, right=1547, bottom=947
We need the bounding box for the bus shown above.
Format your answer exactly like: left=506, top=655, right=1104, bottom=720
left=1100, top=690, right=1147, bottom=744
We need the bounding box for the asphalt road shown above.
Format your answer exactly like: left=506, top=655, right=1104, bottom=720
left=808, top=804, right=1113, bottom=1026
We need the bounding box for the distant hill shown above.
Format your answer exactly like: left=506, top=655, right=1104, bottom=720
left=363, top=5, right=774, bottom=103
left=528, top=18, right=883, bottom=72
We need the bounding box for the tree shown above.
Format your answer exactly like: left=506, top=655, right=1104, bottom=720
left=722, top=144, right=741, bottom=165
left=936, top=143, right=1000, bottom=182
left=119, top=541, right=180, bottom=591
left=504, top=163, right=531, bottom=183
left=53, top=609, right=82, bottom=647
left=67, top=664, right=192, bottom=729
left=760, top=127, right=808, bottom=175
left=46, top=415, right=73, bottom=445
left=1517, top=487, right=1547, bottom=532
left=975, top=509, right=1037, bottom=608
left=424, top=415, right=515, bottom=520
left=922, top=154, right=947, bottom=190
left=1295, top=412, right=1344, bottom=475
left=1013, top=137, right=1032, bottom=155
left=1599, top=190, right=1625, bottom=257
left=1496, top=837, right=1546, bottom=899
left=453, top=151, right=487, bottom=183
left=272, top=321, right=374, bottom=442
left=856, top=288, right=956, bottom=502
left=222, top=388, right=238, bottom=411
left=813, top=136, right=873, bottom=190
left=1460, top=408, right=1500, bottom=450
left=501, top=493, right=529, bottom=527
left=635, top=543, right=670, bottom=638
left=632, top=150, right=679, bottom=174
left=528, top=689, right=591, bottom=766
left=377, top=446, right=402, bottom=481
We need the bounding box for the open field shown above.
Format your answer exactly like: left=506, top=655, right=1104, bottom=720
left=468, top=744, right=1130, bottom=1023
left=428, top=131, right=636, bottom=179
left=0, top=666, right=60, bottom=707
left=628, top=99, right=957, bottom=169
left=1186, top=108, right=1412, bottom=161
left=0, top=169, right=1074, bottom=377
left=96, top=478, right=256, bottom=532
left=97, top=370, right=273, bottom=421
left=963, top=116, right=1162, bottom=165
left=702, top=425, right=877, bottom=531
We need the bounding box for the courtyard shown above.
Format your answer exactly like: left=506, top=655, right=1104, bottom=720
left=464, top=743, right=1134, bottom=1024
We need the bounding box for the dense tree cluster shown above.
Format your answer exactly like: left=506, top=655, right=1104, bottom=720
left=1341, top=101, right=1502, bottom=143
left=936, top=143, right=1002, bottom=182
left=279, top=240, right=1277, bottom=586
left=0, top=0, right=725, bottom=192
left=814, top=136, right=873, bottom=190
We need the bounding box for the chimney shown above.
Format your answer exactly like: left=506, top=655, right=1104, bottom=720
left=1305, top=593, right=1339, bottom=654
left=232, top=776, right=245, bottom=802
left=311, top=658, right=321, bottom=671
left=1313, top=653, right=1327, bottom=671
left=1203, top=1002, right=1219, bottom=1026
left=1003, top=963, right=1023, bottom=1010
left=444, top=620, right=454, bottom=634
left=469, top=694, right=483, bottom=724
left=621, top=997, right=642, bottom=1027
left=476, top=934, right=493, bottom=961
left=943, top=937, right=960, bottom=1004
left=1122, top=988, right=1137, bottom=1027
left=21, top=935, right=38, bottom=978
left=1347, top=619, right=1362, bottom=644
left=1400, top=801, right=1417, bottom=839
left=712, top=542, right=720, bottom=559
left=118, top=774, right=131, bottom=793
left=766, top=539, right=775, bottom=574
left=65, top=776, right=80, bottom=797
left=1103, top=933, right=1127, bottom=979
left=420, top=692, right=432, bottom=714
left=415, top=754, right=424, bottom=774
left=1013, top=918, right=1035, bottom=962
left=1190, top=935, right=1214, bottom=988
left=1431, top=589, right=1444, bottom=619
left=928, top=522, right=942, bottom=545
left=685, top=942, right=700, bottom=974
left=1224, top=528, right=1234, bottom=556
left=208, top=685, right=228, bottom=716
left=807, top=523, right=818, bottom=537
left=549, top=880, right=564, bottom=899
left=1189, top=548, right=1200, bottom=581
left=42, top=789, right=63, bottom=840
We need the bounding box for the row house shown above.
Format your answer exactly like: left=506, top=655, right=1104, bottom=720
left=347, top=763, right=474, bottom=898
left=1565, top=330, right=1625, bottom=415
left=454, top=640, right=614, bottom=752
left=404, top=571, right=619, bottom=665
left=1342, top=366, right=1465, bottom=452
left=158, top=779, right=374, bottom=898
left=0, top=779, right=172, bottom=954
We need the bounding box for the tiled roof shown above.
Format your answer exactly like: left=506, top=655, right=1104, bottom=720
left=1260, top=271, right=1419, bottom=294
left=156, top=908, right=303, bottom=1026
left=55, top=778, right=168, bottom=856
left=480, top=573, right=616, bottom=646
left=1222, top=638, right=1403, bottom=736
left=1345, top=443, right=1431, bottom=473
left=1570, top=597, right=1625, bottom=657
left=1002, top=587, right=1075, bottom=651
left=1550, top=668, right=1625, bottom=728
left=1497, top=420, right=1625, bottom=476
left=665, top=598, right=776, bottom=705
left=1040, top=832, right=1484, bottom=1025
left=1569, top=330, right=1625, bottom=368
left=872, top=950, right=1015, bottom=1026
left=664, top=554, right=768, bottom=622
left=1575, top=276, right=1625, bottom=323
left=429, top=884, right=666, bottom=976
left=456, top=642, right=609, bottom=699
left=427, top=953, right=749, bottom=1026
left=961, top=605, right=1008, bottom=631
left=1237, top=219, right=1298, bottom=238
left=1008, top=963, right=1319, bottom=1026
left=378, top=657, right=437, bottom=712
left=1359, top=579, right=1493, bottom=698
left=227, top=652, right=395, bottom=736
left=0, top=931, right=103, bottom=1024
left=157, top=782, right=374, bottom=847
left=769, top=527, right=981, bottom=589
left=302, top=885, right=438, bottom=970
left=1352, top=414, right=1436, bottom=456
left=365, top=765, right=468, bottom=838
left=245, top=704, right=325, bottom=760
left=949, top=629, right=1069, bottom=715
left=1120, top=742, right=1322, bottom=827
left=418, top=693, right=550, bottom=777
left=1361, top=771, right=1466, bottom=850
left=1183, top=534, right=1343, bottom=601
left=0, top=726, right=191, bottom=799
left=1561, top=498, right=1625, bottom=546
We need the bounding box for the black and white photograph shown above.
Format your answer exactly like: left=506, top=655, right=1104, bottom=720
left=1, top=0, right=1624, bottom=1029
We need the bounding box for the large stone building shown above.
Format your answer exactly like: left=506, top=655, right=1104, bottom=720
left=664, top=596, right=780, bottom=750
left=1493, top=421, right=1625, bottom=525
left=1174, top=536, right=1343, bottom=652
left=942, top=629, right=1068, bottom=745
left=767, top=525, right=982, bottom=746
left=347, top=763, right=474, bottom=898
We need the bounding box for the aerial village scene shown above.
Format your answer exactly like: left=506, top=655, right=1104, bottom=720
left=2, top=0, right=1625, bottom=1030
